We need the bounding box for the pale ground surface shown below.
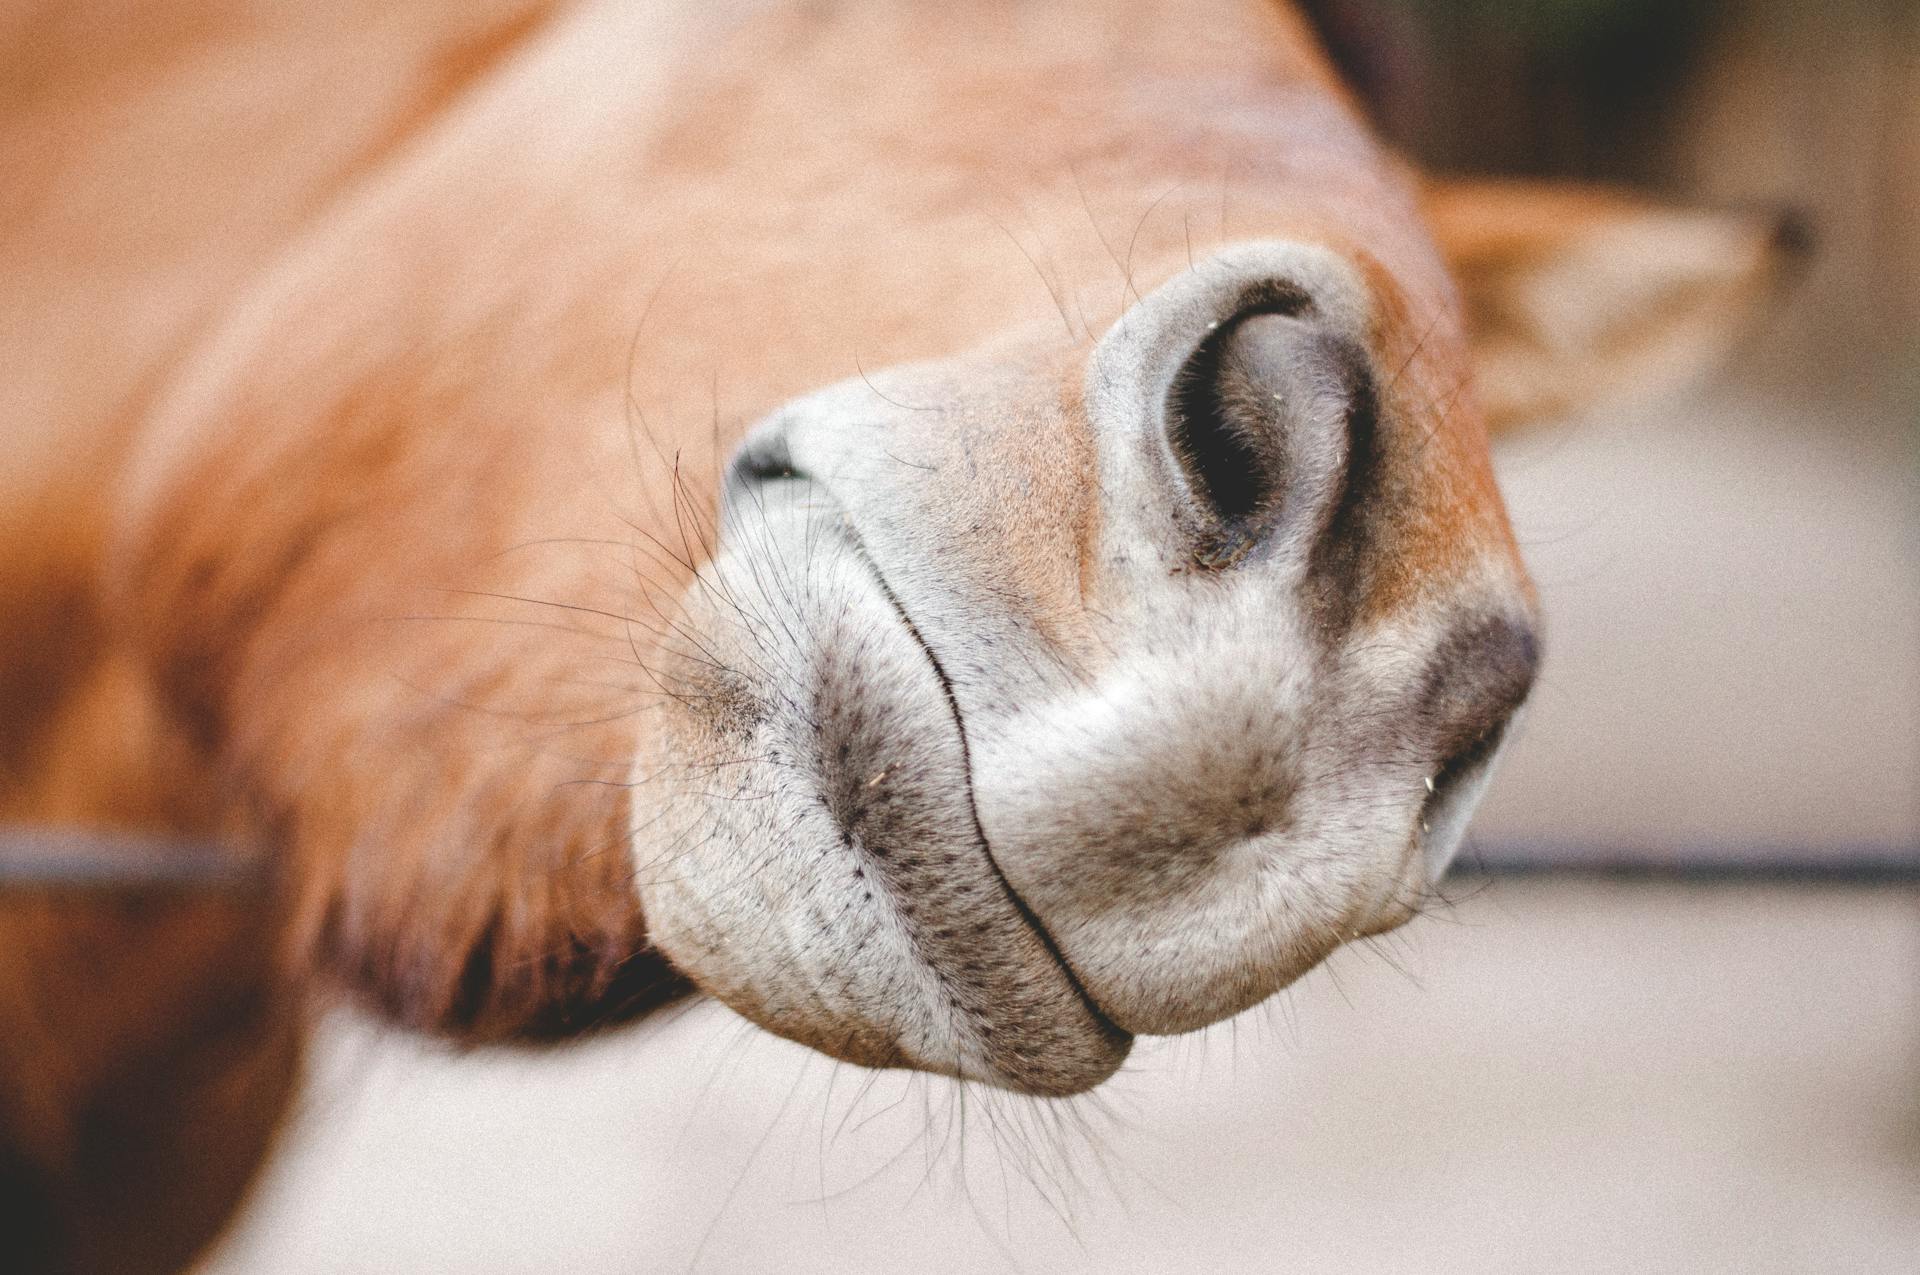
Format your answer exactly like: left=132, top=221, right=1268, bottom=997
left=197, top=386, right=1920, bottom=1272
left=201, top=882, right=1920, bottom=1274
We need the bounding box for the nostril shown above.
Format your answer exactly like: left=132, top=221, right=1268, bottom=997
left=1419, top=617, right=1538, bottom=737
left=724, top=425, right=809, bottom=499
left=1164, top=307, right=1360, bottom=569
left=1167, top=316, right=1281, bottom=534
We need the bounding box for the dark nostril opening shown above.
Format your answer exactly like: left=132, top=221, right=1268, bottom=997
left=1167, top=316, right=1279, bottom=532
left=1159, top=312, right=1328, bottom=553
left=725, top=427, right=804, bottom=493
left=1163, top=301, right=1360, bottom=570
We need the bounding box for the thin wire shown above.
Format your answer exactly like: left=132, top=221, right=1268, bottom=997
left=0, top=828, right=264, bottom=891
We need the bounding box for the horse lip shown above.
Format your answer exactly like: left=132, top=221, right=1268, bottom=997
left=725, top=465, right=1131, bottom=1077
left=842, top=509, right=1126, bottom=1034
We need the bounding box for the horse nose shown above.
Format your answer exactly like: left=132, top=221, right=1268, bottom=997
left=967, top=243, right=1525, bottom=1036
left=1081, top=247, right=1378, bottom=582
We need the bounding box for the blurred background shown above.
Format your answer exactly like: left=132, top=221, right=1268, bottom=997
left=17, top=1, right=1918, bottom=1271
left=1312, top=0, right=1920, bottom=867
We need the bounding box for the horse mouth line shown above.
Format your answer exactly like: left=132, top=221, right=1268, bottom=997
left=805, top=478, right=1127, bottom=1047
